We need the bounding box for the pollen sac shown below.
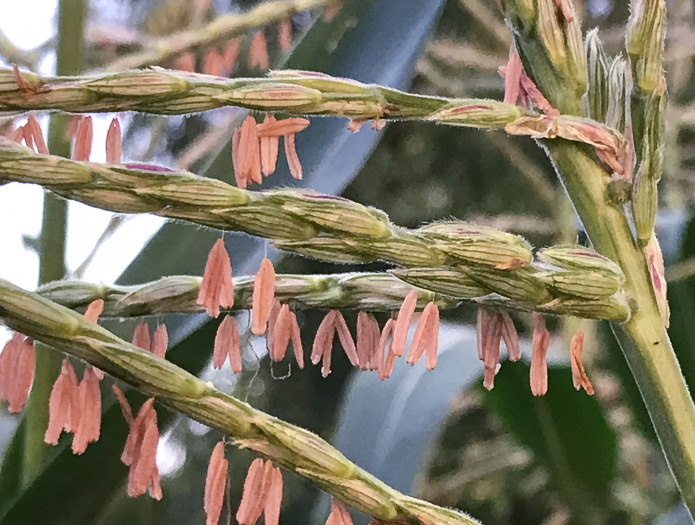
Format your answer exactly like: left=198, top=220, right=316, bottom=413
left=537, top=245, right=624, bottom=278
left=276, top=190, right=391, bottom=238
left=537, top=269, right=622, bottom=299
left=418, top=222, right=533, bottom=269
left=391, top=267, right=489, bottom=298
left=85, top=71, right=188, bottom=97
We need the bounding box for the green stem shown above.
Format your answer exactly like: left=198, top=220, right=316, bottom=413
left=546, top=140, right=695, bottom=514
left=22, top=0, right=86, bottom=485
left=502, top=0, right=695, bottom=512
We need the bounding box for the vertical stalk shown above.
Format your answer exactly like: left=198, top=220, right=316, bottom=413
left=503, top=0, right=695, bottom=516
left=21, top=0, right=86, bottom=484
left=546, top=141, right=695, bottom=513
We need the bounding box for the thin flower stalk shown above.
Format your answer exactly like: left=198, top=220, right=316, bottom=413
left=0, top=278, right=481, bottom=525
left=0, top=142, right=630, bottom=321
left=36, top=273, right=455, bottom=318
left=0, top=67, right=623, bottom=148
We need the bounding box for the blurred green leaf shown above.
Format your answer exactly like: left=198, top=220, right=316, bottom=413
left=666, top=215, right=695, bottom=392
left=484, top=361, right=617, bottom=524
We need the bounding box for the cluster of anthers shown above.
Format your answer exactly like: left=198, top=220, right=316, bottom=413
left=196, top=237, right=595, bottom=395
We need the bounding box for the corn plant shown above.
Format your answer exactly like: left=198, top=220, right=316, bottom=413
left=0, top=0, right=693, bottom=523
